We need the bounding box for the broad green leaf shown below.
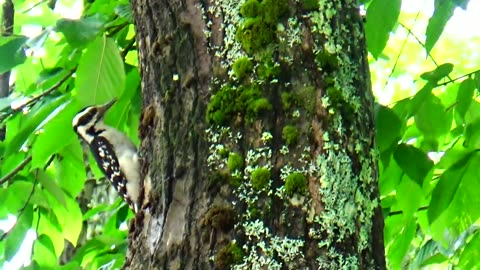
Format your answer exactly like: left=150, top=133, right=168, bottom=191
left=31, top=100, right=79, bottom=168
left=5, top=95, right=70, bottom=155
left=474, top=71, right=480, bottom=91
left=425, top=1, right=456, bottom=54
left=26, top=27, right=53, bottom=50
left=419, top=63, right=454, bottom=83
left=375, top=104, right=402, bottom=152
left=52, top=194, right=83, bottom=246
left=386, top=217, right=416, bottom=269
left=76, top=35, right=126, bottom=106
left=464, top=118, right=480, bottom=149
left=55, top=143, right=86, bottom=197
left=56, top=15, right=105, bottom=48
left=428, top=151, right=478, bottom=225
left=396, top=176, right=423, bottom=219
left=412, top=240, right=445, bottom=268
left=456, top=78, right=475, bottom=121
left=32, top=234, right=58, bottom=268
left=408, top=82, right=434, bottom=117
left=394, top=144, right=433, bottom=186
left=365, top=0, right=401, bottom=59
left=379, top=158, right=403, bottom=196
left=414, top=93, right=451, bottom=138
left=458, top=232, right=480, bottom=269
left=36, top=208, right=64, bottom=257
left=7, top=180, right=49, bottom=210
left=38, top=171, right=67, bottom=208
left=0, top=36, right=27, bottom=73
left=464, top=101, right=480, bottom=124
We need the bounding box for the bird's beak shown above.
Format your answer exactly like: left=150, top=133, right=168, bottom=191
left=98, top=98, right=117, bottom=117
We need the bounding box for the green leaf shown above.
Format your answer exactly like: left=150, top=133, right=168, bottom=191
left=76, top=35, right=126, bottom=106
left=5, top=95, right=70, bottom=155
left=396, top=176, right=423, bottom=219
left=365, top=0, right=401, bottom=59
left=32, top=234, right=58, bottom=268
left=386, top=217, right=416, bottom=269
left=393, top=144, right=434, bottom=186
left=38, top=171, right=67, bottom=208
left=375, top=104, right=402, bottom=152
left=428, top=152, right=475, bottom=224
left=52, top=194, right=83, bottom=246
left=456, top=78, right=475, bottom=121
left=35, top=208, right=64, bottom=257
left=414, top=93, right=451, bottom=138
left=425, top=1, right=456, bottom=54
left=408, top=82, right=434, bottom=117
left=458, top=232, right=480, bottom=269
left=464, top=118, right=480, bottom=149
left=419, top=63, right=454, bottom=83
left=55, top=143, right=86, bottom=197
left=31, top=100, right=80, bottom=168
left=0, top=36, right=27, bottom=73
left=56, top=15, right=105, bottom=48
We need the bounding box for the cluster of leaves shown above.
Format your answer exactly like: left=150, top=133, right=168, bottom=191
left=0, top=0, right=139, bottom=268
left=366, top=0, right=480, bottom=268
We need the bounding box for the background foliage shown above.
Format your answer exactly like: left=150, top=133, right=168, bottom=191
left=0, top=0, right=479, bottom=269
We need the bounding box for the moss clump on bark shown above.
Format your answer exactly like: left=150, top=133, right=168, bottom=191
left=203, top=206, right=237, bottom=233
left=250, top=167, right=271, bottom=190
left=215, top=242, right=244, bottom=269
left=285, top=172, right=307, bottom=196
left=206, top=84, right=272, bottom=125
left=236, top=0, right=289, bottom=54
left=233, top=57, right=254, bottom=80
left=228, top=152, right=244, bottom=172
left=282, top=125, right=299, bottom=146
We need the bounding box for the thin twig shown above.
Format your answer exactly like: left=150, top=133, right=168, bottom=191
left=388, top=206, right=428, bottom=217
left=121, top=38, right=136, bottom=59
left=0, top=155, right=32, bottom=185
left=13, top=69, right=75, bottom=112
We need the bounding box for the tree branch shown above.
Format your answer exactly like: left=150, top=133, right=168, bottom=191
left=0, top=155, right=32, bottom=186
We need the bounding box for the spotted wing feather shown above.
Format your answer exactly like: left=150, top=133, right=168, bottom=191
left=89, top=136, right=132, bottom=207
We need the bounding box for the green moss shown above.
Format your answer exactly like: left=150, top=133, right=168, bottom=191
left=236, top=18, right=275, bottom=54
left=207, top=84, right=270, bottom=125
left=236, top=0, right=289, bottom=54
left=257, top=59, right=281, bottom=80
left=281, top=92, right=293, bottom=110
left=240, top=0, right=260, bottom=17
left=327, top=86, right=343, bottom=105
left=215, top=242, right=244, bottom=269
left=250, top=167, right=271, bottom=190
left=260, top=0, right=289, bottom=24
left=230, top=174, right=243, bottom=187
left=228, top=152, right=244, bottom=172
left=285, top=172, right=307, bottom=196
left=232, top=57, right=253, bottom=80
left=303, top=0, right=319, bottom=11
left=282, top=125, right=299, bottom=146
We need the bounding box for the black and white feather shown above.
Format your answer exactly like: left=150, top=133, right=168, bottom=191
left=72, top=99, right=142, bottom=213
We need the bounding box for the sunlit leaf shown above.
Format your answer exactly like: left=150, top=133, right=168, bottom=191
left=4, top=204, right=33, bottom=260
left=115, top=4, right=133, bottom=23
left=31, top=100, right=80, bottom=168
left=32, top=234, right=58, bottom=268
left=458, top=232, right=480, bottom=269
left=38, top=171, right=67, bottom=208
left=425, top=1, right=456, bottom=54
left=414, top=93, right=451, bottom=138
left=365, top=0, right=401, bottom=59
left=51, top=194, right=83, bottom=246
left=76, top=35, right=125, bottom=106
left=386, top=217, right=416, bottom=269
left=55, top=143, right=86, bottom=198
left=36, top=208, right=65, bottom=258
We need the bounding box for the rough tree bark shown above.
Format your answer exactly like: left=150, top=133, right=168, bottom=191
left=128, top=0, right=385, bottom=269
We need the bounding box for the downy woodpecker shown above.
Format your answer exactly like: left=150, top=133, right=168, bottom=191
left=72, top=99, right=141, bottom=213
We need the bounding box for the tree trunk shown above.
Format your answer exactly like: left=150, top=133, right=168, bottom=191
left=128, top=0, right=385, bottom=269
